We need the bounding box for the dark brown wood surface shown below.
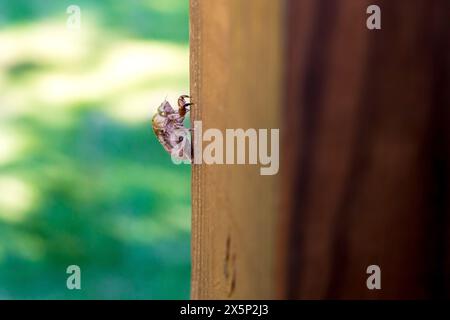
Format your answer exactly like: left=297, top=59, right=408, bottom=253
left=281, top=0, right=450, bottom=299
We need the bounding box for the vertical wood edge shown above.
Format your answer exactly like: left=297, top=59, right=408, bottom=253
left=189, top=0, right=204, bottom=300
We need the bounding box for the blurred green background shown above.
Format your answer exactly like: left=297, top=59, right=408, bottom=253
left=0, top=0, right=190, bottom=299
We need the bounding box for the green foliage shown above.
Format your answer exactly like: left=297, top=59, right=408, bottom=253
left=0, top=0, right=189, bottom=43
left=0, top=0, right=190, bottom=299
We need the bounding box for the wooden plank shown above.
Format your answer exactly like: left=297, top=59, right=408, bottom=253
left=190, top=0, right=283, bottom=299
left=281, top=0, right=450, bottom=299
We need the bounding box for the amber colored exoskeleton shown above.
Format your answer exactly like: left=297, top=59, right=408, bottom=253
left=152, top=95, right=192, bottom=162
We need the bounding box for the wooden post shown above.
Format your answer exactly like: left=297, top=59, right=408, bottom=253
left=190, top=0, right=283, bottom=299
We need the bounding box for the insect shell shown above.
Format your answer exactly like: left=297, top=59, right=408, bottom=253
left=152, top=95, right=192, bottom=163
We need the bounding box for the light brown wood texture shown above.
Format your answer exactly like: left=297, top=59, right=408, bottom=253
left=190, top=0, right=283, bottom=299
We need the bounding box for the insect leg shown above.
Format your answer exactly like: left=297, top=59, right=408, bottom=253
left=178, top=95, right=193, bottom=117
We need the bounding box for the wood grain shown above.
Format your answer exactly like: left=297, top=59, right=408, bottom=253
left=281, top=0, right=450, bottom=299
left=190, top=0, right=283, bottom=299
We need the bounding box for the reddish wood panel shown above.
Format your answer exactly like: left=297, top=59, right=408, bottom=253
left=281, top=0, right=450, bottom=299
